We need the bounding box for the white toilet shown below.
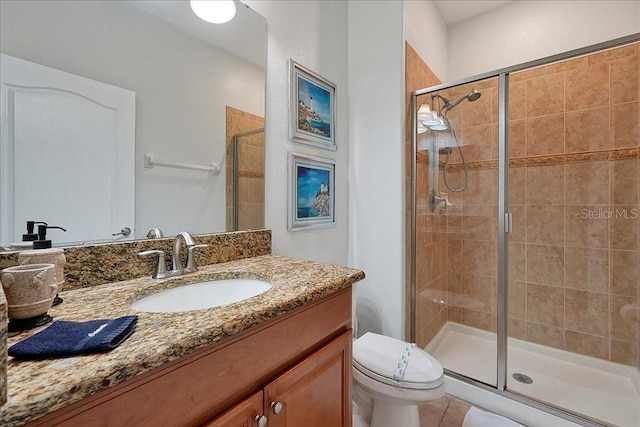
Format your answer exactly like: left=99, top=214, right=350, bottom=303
left=352, top=332, right=445, bottom=427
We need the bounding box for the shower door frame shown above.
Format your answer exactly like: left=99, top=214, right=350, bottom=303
left=410, top=32, right=640, bottom=427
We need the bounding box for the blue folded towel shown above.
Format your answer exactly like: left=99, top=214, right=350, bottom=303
left=8, top=316, right=138, bottom=359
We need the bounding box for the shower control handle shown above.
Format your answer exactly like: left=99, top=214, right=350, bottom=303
left=429, top=190, right=447, bottom=212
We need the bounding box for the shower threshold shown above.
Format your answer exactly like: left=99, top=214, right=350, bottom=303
left=426, top=322, right=640, bottom=427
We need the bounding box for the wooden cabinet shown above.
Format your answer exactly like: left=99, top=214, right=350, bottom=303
left=204, top=391, right=265, bottom=427
left=264, top=331, right=351, bottom=427
left=28, top=288, right=352, bottom=427
left=209, top=331, right=351, bottom=427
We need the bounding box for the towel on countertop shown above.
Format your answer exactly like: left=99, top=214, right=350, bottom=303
left=8, top=316, right=138, bottom=360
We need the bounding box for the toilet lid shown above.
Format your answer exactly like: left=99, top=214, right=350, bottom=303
left=353, top=332, right=443, bottom=389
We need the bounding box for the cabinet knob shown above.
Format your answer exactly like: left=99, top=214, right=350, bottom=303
left=255, top=415, right=268, bottom=427
left=270, top=401, right=283, bottom=415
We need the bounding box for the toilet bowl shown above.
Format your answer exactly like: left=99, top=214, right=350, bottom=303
left=352, top=332, right=445, bottom=427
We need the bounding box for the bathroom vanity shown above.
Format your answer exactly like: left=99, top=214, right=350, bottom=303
left=1, top=255, right=364, bottom=426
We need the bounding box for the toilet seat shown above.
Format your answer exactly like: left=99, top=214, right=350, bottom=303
left=353, top=332, right=444, bottom=390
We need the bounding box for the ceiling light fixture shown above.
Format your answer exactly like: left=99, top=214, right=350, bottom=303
left=190, top=0, right=237, bottom=24
left=429, top=117, right=448, bottom=131
left=418, top=104, right=448, bottom=131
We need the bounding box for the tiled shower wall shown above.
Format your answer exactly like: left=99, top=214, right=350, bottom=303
left=409, top=42, right=640, bottom=369
left=225, top=106, right=265, bottom=231
left=503, top=43, right=639, bottom=368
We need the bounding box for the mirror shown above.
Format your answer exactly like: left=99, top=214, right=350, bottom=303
left=0, top=0, right=266, bottom=247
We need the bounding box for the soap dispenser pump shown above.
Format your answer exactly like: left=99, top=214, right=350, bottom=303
left=22, top=221, right=46, bottom=242
left=33, top=224, right=67, bottom=249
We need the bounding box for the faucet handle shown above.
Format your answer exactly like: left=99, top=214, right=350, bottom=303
left=138, top=250, right=168, bottom=278
left=185, top=244, right=209, bottom=272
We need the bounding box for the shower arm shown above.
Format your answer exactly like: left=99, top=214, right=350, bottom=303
left=432, top=90, right=480, bottom=113
left=431, top=94, right=449, bottom=113
left=442, top=96, right=467, bottom=112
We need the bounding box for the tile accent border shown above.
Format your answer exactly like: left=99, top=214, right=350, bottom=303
left=238, top=171, right=265, bottom=179
left=418, top=147, right=639, bottom=170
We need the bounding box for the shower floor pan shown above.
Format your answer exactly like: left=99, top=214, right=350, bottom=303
left=426, top=322, right=640, bottom=427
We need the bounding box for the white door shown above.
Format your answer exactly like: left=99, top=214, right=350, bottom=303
left=0, top=54, right=135, bottom=245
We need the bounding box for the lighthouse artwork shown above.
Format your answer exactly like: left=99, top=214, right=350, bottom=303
left=288, top=152, right=336, bottom=231
left=296, top=166, right=331, bottom=218
left=289, top=60, right=336, bottom=150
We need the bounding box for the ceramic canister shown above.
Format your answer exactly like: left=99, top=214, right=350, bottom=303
left=18, top=248, right=65, bottom=293
left=1, top=264, right=58, bottom=319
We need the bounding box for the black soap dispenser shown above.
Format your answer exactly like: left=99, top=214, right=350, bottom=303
left=33, top=224, right=67, bottom=249
left=22, top=221, right=46, bottom=242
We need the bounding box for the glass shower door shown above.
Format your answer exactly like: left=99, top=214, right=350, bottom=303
left=417, top=76, right=500, bottom=388
left=505, top=44, right=640, bottom=427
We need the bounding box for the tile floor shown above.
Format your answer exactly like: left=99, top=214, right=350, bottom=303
left=419, top=395, right=472, bottom=426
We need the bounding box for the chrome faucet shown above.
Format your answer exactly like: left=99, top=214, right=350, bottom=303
left=146, top=227, right=164, bottom=239
left=172, top=231, right=195, bottom=274
left=138, top=231, right=209, bottom=279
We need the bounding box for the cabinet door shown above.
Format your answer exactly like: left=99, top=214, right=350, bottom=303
left=204, top=391, right=265, bottom=427
left=264, top=331, right=352, bottom=427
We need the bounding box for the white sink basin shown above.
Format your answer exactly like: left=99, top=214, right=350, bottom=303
left=131, top=279, right=272, bottom=313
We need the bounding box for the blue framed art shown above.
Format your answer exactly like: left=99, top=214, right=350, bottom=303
left=288, top=152, right=336, bottom=231
left=289, top=60, right=337, bottom=151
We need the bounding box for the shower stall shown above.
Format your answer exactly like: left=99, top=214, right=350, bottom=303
left=229, top=128, right=265, bottom=231
left=410, top=35, right=639, bottom=427
left=225, top=106, right=265, bottom=232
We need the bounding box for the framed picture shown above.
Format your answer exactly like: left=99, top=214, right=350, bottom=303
left=288, top=152, right=336, bottom=231
left=289, top=60, right=336, bottom=151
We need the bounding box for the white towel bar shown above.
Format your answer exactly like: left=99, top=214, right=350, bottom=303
left=144, top=153, right=220, bottom=174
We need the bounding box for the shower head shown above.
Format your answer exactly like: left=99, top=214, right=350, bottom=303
left=433, top=89, right=482, bottom=112
left=467, top=89, right=481, bottom=102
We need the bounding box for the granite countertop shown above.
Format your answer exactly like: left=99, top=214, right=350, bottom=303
left=1, top=255, right=365, bottom=426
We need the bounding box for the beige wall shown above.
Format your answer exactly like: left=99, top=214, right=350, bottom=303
left=246, top=1, right=351, bottom=270
left=349, top=1, right=406, bottom=339
left=403, top=0, right=448, bottom=82
left=411, top=41, right=639, bottom=368
left=447, top=0, right=640, bottom=81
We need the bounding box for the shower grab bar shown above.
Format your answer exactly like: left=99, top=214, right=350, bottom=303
left=144, top=153, right=220, bottom=174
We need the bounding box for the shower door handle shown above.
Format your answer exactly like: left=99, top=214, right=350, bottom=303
left=504, top=212, right=513, bottom=233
